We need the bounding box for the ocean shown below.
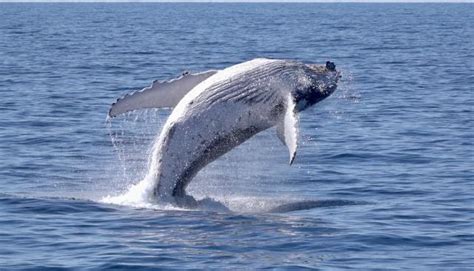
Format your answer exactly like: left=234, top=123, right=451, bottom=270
left=0, top=3, right=473, bottom=270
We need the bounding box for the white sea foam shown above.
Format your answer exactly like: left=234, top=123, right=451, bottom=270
left=101, top=177, right=157, bottom=208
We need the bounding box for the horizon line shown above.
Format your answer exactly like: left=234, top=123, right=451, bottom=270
left=0, top=0, right=472, bottom=3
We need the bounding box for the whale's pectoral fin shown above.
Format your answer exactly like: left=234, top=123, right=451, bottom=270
left=277, top=94, right=299, bottom=165
left=108, top=70, right=218, bottom=118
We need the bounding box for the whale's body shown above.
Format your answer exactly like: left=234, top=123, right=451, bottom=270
left=109, top=58, right=340, bottom=204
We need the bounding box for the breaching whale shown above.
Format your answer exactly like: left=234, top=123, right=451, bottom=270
left=109, top=58, right=340, bottom=205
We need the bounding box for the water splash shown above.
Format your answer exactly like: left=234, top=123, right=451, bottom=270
left=100, top=71, right=355, bottom=213
left=102, top=109, right=167, bottom=204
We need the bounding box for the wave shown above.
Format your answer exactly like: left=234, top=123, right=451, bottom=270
left=100, top=188, right=364, bottom=214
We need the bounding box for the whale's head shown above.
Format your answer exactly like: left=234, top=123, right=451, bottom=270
left=293, top=61, right=341, bottom=111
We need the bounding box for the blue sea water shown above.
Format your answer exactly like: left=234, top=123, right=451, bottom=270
left=0, top=3, right=473, bottom=270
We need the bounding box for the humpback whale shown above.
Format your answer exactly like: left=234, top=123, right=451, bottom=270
left=109, top=58, right=340, bottom=205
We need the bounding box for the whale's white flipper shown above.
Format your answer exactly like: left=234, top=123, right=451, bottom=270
left=277, top=93, right=299, bottom=165
left=108, top=70, right=218, bottom=118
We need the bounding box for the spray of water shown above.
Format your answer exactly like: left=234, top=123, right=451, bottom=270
left=102, top=109, right=167, bottom=207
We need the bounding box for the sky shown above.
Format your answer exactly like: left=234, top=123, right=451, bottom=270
left=0, top=0, right=472, bottom=2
